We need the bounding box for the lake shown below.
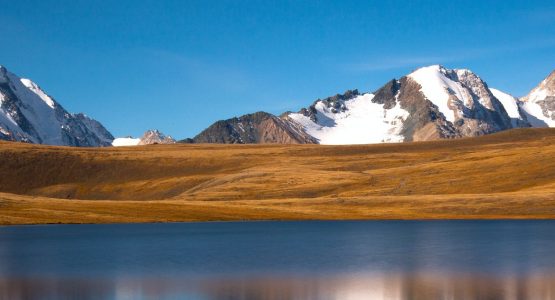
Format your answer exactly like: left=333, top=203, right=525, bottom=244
left=1, top=220, right=555, bottom=299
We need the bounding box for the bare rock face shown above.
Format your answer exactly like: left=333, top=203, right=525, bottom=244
left=520, top=70, right=555, bottom=127
left=139, top=129, right=176, bottom=145
left=189, top=111, right=318, bottom=144
left=395, top=76, right=459, bottom=142
left=0, top=65, right=114, bottom=146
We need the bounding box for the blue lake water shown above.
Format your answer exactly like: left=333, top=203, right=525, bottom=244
left=1, top=220, right=555, bottom=299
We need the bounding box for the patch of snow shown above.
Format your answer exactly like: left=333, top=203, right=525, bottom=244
left=0, top=126, right=10, bottom=136
left=112, top=137, right=141, bottom=147
left=521, top=101, right=554, bottom=127
left=490, top=88, right=522, bottom=127
left=526, top=87, right=549, bottom=103
left=289, top=93, right=409, bottom=145
left=20, top=78, right=56, bottom=108
left=408, top=65, right=471, bottom=123
left=519, top=71, right=555, bottom=127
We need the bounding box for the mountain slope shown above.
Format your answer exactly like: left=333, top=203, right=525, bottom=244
left=0, top=66, right=113, bottom=146
left=520, top=70, right=555, bottom=127
left=190, top=111, right=318, bottom=144
left=489, top=88, right=529, bottom=128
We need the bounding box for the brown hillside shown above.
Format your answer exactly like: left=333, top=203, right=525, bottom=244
left=2, top=128, right=555, bottom=224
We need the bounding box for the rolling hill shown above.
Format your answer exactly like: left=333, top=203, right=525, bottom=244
left=2, top=127, right=555, bottom=224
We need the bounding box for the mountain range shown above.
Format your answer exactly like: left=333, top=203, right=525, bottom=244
left=1, top=64, right=554, bottom=146
left=188, top=65, right=555, bottom=144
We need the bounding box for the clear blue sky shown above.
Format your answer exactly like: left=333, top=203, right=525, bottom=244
left=1, top=0, right=554, bottom=138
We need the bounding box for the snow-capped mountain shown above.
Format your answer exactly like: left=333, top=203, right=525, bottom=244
left=0, top=65, right=113, bottom=146
left=112, top=129, right=176, bottom=146
left=290, top=65, right=527, bottom=144
left=188, top=65, right=542, bottom=145
left=520, top=70, right=555, bottom=127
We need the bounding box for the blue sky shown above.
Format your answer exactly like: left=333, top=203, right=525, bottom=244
left=1, top=0, right=554, bottom=138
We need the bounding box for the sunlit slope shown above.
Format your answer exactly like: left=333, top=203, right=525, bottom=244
left=2, top=128, right=555, bottom=224
left=3, top=128, right=555, bottom=200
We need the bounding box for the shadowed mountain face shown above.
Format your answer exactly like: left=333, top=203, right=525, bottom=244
left=190, top=65, right=539, bottom=144
left=0, top=66, right=113, bottom=146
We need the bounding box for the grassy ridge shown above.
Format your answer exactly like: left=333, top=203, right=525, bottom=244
left=2, top=128, right=555, bottom=224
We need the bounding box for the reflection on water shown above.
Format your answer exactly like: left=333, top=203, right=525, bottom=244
left=1, top=221, right=555, bottom=299
left=2, top=273, right=555, bottom=299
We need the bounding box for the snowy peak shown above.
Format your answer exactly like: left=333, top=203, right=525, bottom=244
left=522, top=70, right=555, bottom=103
left=139, top=129, right=176, bottom=145
left=19, top=78, right=56, bottom=108
left=405, top=65, right=520, bottom=136
left=282, top=65, right=526, bottom=145
left=519, top=70, right=555, bottom=127
left=0, top=65, right=114, bottom=146
left=407, top=65, right=463, bottom=122
left=112, top=129, right=176, bottom=146
left=408, top=65, right=501, bottom=122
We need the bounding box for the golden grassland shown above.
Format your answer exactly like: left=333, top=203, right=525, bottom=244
left=2, top=128, right=555, bottom=225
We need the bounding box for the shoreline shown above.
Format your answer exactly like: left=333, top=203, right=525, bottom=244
left=3, top=218, right=555, bottom=227
left=2, top=192, right=555, bottom=225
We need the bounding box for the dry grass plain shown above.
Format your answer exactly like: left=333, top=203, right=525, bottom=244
left=2, top=128, right=555, bottom=224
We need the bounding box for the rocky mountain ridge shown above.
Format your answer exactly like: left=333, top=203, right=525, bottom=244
left=0, top=66, right=113, bottom=147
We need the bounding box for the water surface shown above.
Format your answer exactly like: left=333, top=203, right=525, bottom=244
left=1, top=221, right=554, bottom=299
